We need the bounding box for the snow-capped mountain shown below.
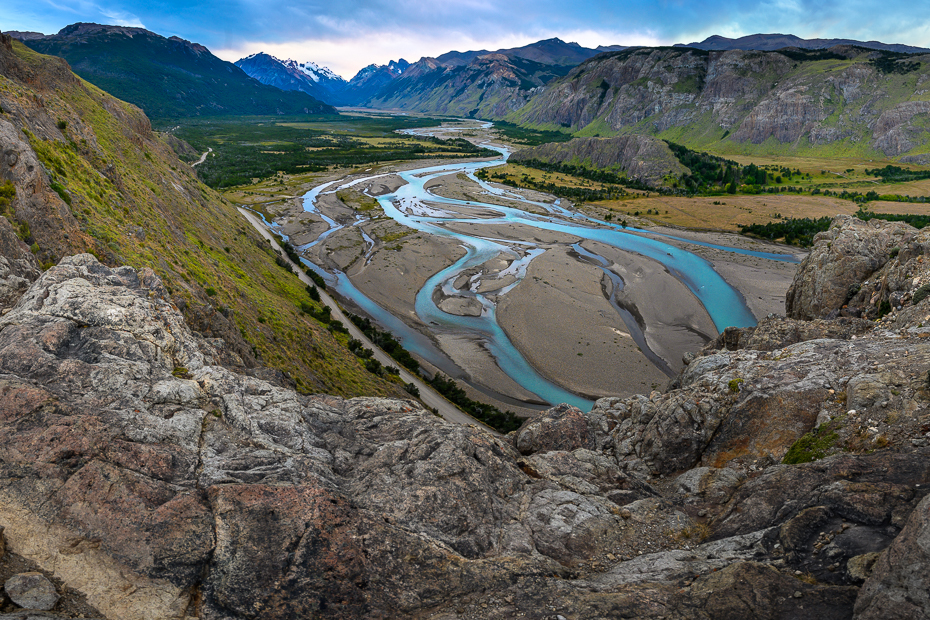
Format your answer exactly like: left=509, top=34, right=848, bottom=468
left=289, top=59, right=342, bottom=83
left=235, top=52, right=349, bottom=106
left=341, top=59, right=409, bottom=104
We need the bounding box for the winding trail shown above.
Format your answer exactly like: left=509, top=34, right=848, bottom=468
left=191, top=148, right=213, bottom=168
left=238, top=206, right=500, bottom=435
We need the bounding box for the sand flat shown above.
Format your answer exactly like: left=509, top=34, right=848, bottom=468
left=579, top=240, right=717, bottom=370
left=497, top=246, right=671, bottom=399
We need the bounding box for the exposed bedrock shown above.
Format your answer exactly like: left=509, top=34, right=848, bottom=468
left=0, top=211, right=928, bottom=618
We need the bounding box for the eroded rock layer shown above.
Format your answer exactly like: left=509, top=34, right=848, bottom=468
left=0, top=212, right=929, bottom=619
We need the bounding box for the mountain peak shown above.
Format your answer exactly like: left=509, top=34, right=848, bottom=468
left=57, top=22, right=149, bottom=38
left=234, top=51, right=349, bottom=105
left=24, top=24, right=335, bottom=118
left=676, top=32, right=929, bottom=54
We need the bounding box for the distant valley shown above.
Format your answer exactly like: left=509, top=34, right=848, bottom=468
left=231, top=31, right=930, bottom=162
left=4, top=19, right=930, bottom=620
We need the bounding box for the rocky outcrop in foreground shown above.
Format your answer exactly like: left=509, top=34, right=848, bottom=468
left=0, top=213, right=929, bottom=619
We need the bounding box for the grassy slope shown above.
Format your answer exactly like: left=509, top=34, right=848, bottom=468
left=0, top=40, right=402, bottom=399
left=25, top=28, right=334, bottom=120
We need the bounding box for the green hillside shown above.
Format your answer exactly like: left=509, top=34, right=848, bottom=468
left=0, top=36, right=399, bottom=398
left=25, top=23, right=335, bottom=119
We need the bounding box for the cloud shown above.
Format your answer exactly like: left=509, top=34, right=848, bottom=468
left=4, top=0, right=930, bottom=77
left=100, top=8, right=145, bottom=28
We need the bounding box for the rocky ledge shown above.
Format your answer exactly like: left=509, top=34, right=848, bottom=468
left=0, top=213, right=927, bottom=619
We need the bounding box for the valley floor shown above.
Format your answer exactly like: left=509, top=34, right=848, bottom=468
left=236, top=122, right=804, bottom=411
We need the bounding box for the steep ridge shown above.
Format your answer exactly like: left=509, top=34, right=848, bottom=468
left=436, top=37, right=604, bottom=67
left=509, top=135, right=687, bottom=183
left=365, top=39, right=603, bottom=117
left=19, top=23, right=335, bottom=119
left=341, top=58, right=410, bottom=105
left=234, top=52, right=350, bottom=106
left=0, top=34, right=400, bottom=399
left=511, top=45, right=930, bottom=158
left=677, top=33, right=930, bottom=55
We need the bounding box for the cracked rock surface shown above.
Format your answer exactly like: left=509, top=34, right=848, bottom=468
left=2, top=212, right=930, bottom=620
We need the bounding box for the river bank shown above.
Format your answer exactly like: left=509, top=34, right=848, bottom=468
left=243, top=120, right=803, bottom=411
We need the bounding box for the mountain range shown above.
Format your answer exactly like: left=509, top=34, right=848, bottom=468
left=510, top=45, right=930, bottom=159
left=234, top=52, right=409, bottom=106
left=676, top=33, right=930, bottom=54
left=9, top=23, right=930, bottom=161
left=14, top=23, right=334, bottom=119
left=228, top=35, right=930, bottom=161
left=233, top=38, right=605, bottom=109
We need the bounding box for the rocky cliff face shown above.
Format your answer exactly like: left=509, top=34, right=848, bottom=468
left=367, top=53, right=547, bottom=118
left=787, top=214, right=930, bottom=321
left=364, top=39, right=604, bottom=117
left=365, top=42, right=598, bottom=118
left=1, top=213, right=930, bottom=618
left=511, top=46, right=930, bottom=158
left=509, top=135, right=687, bottom=183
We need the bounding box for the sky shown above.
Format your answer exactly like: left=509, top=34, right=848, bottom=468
left=3, top=0, right=930, bottom=79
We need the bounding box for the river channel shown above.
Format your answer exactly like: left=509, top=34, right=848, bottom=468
left=294, top=122, right=799, bottom=412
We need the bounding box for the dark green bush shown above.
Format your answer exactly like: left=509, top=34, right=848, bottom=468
left=427, top=373, right=521, bottom=433
left=783, top=424, right=839, bottom=464
left=913, top=283, right=930, bottom=306
left=49, top=180, right=71, bottom=206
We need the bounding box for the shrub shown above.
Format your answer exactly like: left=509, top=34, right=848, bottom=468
left=306, top=269, right=327, bottom=290
left=56, top=119, right=67, bottom=131
left=205, top=287, right=218, bottom=296
left=49, top=180, right=71, bottom=206
left=878, top=299, right=892, bottom=318
left=914, top=283, right=930, bottom=306
left=327, top=320, right=348, bottom=334
left=16, top=220, right=30, bottom=242
left=783, top=423, right=839, bottom=464
left=364, top=358, right=382, bottom=375
left=0, top=180, right=15, bottom=213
